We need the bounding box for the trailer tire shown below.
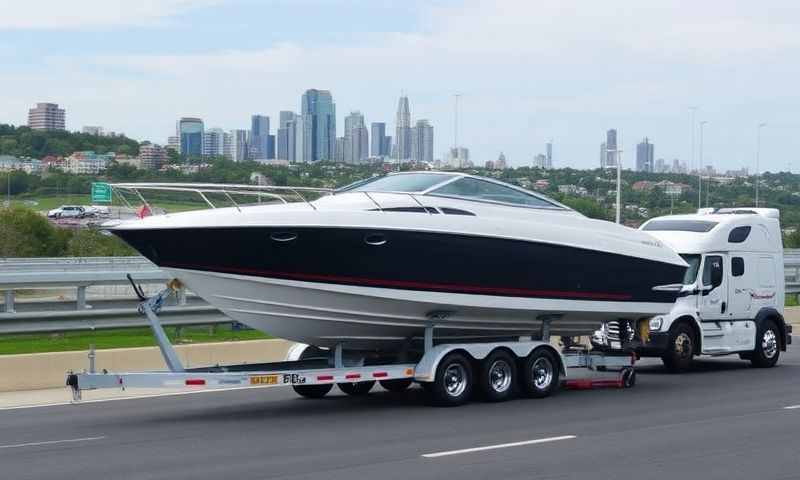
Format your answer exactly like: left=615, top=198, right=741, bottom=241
left=428, top=352, right=473, bottom=407
left=478, top=350, right=517, bottom=402
left=620, top=367, right=636, bottom=388
left=293, top=384, right=333, bottom=399
left=750, top=319, right=780, bottom=368
left=519, top=349, right=559, bottom=398
left=380, top=378, right=413, bottom=392
left=661, top=323, right=695, bottom=373
left=338, top=381, right=375, bottom=396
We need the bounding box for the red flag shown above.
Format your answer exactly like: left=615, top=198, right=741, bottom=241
left=137, top=204, right=151, bottom=219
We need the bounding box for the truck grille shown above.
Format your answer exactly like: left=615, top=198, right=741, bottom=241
left=606, top=321, right=621, bottom=342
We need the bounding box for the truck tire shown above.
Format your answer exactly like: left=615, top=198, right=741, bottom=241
left=338, top=381, right=375, bottom=396
left=661, top=323, right=695, bottom=373
left=428, top=352, right=473, bottom=407
left=293, top=384, right=333, bottom=398
left=379, top=378, right=413, bottom=392
left=478, top=350, right=517, bottom=402
left=750, top=319, right=780, bottom=368
left=518, top=349, right=559, bottom=398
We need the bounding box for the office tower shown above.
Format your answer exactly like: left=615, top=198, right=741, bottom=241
left=371, top=122, right=390, bottom=158
left=178, top=117, right=204, bottom=159
left=600, top=142, right=607, bottom=168
left=277, top=111, right=296, bottom=161
left=411, top=119, right=434, bottom=163
left=294, top=115, right=311, bottom=162
left=250, top=115, right=270, bottom=160
left=229, top=129, right=249, bottom=162
left=300, top=89, right=336, bottom=161
left=202, top=127, right=226, bottom=157
left=383, top=136, right=392, bottom=158
left=27, top=103, right=65, bottom=130
left=335, top=137, right=346, bottom=163
left=395, top=95, right=412, bottom=161
left=636, top=137, right=654, bottom=172
left=222, top=132, right=233, bottom=161
left=605, top=129, right=617, bottom=167
left=343, top=111, right=369, bottom=164
left=546, top=142, right=553, bottom=168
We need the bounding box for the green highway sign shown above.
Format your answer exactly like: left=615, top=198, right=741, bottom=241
left=91, top=182, right=112, bottom=203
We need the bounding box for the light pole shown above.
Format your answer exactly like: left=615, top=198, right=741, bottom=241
left=755, top=122, right=767, bottom=207
left=698, top=120, right=708, bottom=209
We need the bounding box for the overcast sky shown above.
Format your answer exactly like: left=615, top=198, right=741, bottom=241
left=1, top=0, right=798, bottom=171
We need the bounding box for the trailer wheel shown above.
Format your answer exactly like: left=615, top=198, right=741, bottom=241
left=338, top=381, right=375, bottom=396
left=293, top=384, right=333, bottom=399
left=519, top=349, right=559, bottom=398
left=429, top=352, right=473, bottom=406
left=620, top=367, right=636, bottom=388
left=380, top=378, right=413, bottom=392
left=478, top=350, right=517, bottom=402
left=750, top=319, right=780, bottom=368
left=661, top=323, right=695, bottom=373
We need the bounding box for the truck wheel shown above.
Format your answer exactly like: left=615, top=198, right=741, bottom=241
left=338, top=381, right=375, bottom=396
left=379, top=378, right=413, bottom=392
left=750, top=320, right=780, bottom=368
left=428, top=352, right=473, bottom=406
left=478, top=350, right=517, bottom=402
left=293, top=384, right=333, bottom=398
left=519, top=349, right=559, bottom=398
left=661, top=323, right=695, bottom=373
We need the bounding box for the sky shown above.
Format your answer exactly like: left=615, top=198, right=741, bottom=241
left=1, top=0, right=799, bottom=172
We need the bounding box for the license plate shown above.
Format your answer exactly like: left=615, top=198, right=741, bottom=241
left=250, top=375, right=279, bottom=385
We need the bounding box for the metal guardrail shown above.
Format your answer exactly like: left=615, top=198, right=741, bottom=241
left=784, top=249, right=800, bottom=295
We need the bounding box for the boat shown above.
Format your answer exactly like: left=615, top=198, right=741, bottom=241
left=108, top=171, right=688, bottom=350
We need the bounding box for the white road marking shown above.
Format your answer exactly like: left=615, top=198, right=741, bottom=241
left=0, top=436, right=106, bottom=450
left=784, top=405, right=800, bottom=410
left=421, top=435, right=576, bottom=458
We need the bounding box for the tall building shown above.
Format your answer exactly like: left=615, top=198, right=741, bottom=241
left=229, top=129, right=249, bottom=162
left=138, top=143, right=167, bottom=170
left=495, top=152, right=507, bottom=170
left=343, top=111, right=369, bottom=164
left=250, top=115, right=271, bottom=160
left=534, top=153, right=549, bottom=169
left=602, top=129, right=618, bottom=168
left=202, top=127, right=226, bottom=157
left=300, top=89, right=336, bottom=161
left=447, top=147, right=470, bottom=168
left=222, top=131, right=233, bottom=161
left=370, top=122, right=391, bottom=158
left=395, top=95, right=412, bottom=161
left=82, top=126, right=103, bottom=136
left=166, top=136, right=180, bottom=153
left=178, top=117, right=204, bottom=159
left=599, top=142, right=607, bottom=168
left=294, top=115, right=310, bottom=162
left=27, top=103, right=65, bottom=131
left=411, top=119, right=434, bottom=163
left=334, top=137, right=346, bottom=163
left=636, top=137, right=654, bottom=172
left=276, top=111, right=296, bottom=161
left=546, top=142, right=553, bottom=167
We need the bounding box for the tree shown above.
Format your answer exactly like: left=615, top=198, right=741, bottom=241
left=0, top=206, right=69, bottom=257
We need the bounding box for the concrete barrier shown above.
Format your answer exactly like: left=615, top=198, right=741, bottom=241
left=0, top=339, right=293, bottom=392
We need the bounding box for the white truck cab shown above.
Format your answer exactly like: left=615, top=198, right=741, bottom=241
left=593, top=208, right=792, bottom=371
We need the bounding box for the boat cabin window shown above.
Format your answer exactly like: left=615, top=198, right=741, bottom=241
left=430, top=177, right=558, bottom=208
left=342, top=173, right=456, bottom=193
left=680, top=254, right=701, bottom=284
left=642, top=220, right=718, bottom=232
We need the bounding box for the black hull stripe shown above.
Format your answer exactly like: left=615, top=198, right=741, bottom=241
left=164, top=262, right=635, bottom=301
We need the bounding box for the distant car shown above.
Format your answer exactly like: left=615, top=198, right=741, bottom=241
left=47, top=205, right=86, bottom=219
left=82, top=205, right=111, bottom=217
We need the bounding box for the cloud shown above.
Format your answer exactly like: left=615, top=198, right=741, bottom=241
left=0, top=0, right=220, bottom=30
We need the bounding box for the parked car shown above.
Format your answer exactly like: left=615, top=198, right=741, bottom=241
left=47, top=205, right=86, bottom=219
left=82, top=205, right=111, bottom=217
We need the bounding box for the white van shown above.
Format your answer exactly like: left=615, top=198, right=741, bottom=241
left=592, top=208, right=792, bottom=371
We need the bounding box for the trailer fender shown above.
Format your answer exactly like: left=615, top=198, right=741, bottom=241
left=414, top=341, right=562, bottom=382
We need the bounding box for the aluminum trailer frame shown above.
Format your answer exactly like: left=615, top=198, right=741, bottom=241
left=67, top=284, right=636, bottom=404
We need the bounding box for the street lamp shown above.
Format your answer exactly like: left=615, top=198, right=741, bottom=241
left=756, top=122, right=767, bottom=207
left=698, top=120, right=708, bottom=209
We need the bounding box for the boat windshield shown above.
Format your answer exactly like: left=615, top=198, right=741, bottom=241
left=680, top=254, right=701, bottom=284
left=341, top=173, right=456, bottom=193
left=429, top=177, right=560, bottom=208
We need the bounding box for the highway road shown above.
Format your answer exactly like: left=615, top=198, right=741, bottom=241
left=1, top=350, right=799, bottom=480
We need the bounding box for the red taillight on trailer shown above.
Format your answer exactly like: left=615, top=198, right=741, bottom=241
left=317, top=375, right=334, bottom=381
left=185, top=379, right=206, bottom=386
left=372, top=371, right=388, bottom=378
left=345, top=374, right=361, bottom=380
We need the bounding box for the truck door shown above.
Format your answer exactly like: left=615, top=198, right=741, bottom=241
left=698, top=254, right=729, bottom=323
left=729, top=255, right=756, bottom=350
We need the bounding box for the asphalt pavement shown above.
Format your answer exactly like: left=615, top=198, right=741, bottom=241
left=1, top=350, right=799, bottom=480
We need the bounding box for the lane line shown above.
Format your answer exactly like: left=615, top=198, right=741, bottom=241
left=0, top=436, right=106, bottom=450
left=784, top=405, right=800, bottom=410
left=421, top=435, right=576, bottom=458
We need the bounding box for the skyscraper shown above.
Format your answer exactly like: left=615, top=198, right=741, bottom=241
left=343, top=111, right=369, bottom=164
left=605, top=129, right=617, bottom=167
left=395, top=95, right=412, bottom=161
left=411, top=119, right=434, bottom=163
left=301, top=89, right=336, bottom=161
left=276, top=111, right=296, bottom=161
left=294, top=114, right=311, bottom=162
left=370, top=122, right=390, bottom=158
left=28, top=103, right=65, bottom=130
left=636, top=137, right=654, bottom=172
left=229, top=129, right=249, bottom=162
left=202, top=127, right=225, bottom=157
left=250, top=115, right=270, bottom=160
left=178, top=117, right=204, bottom=159
left=546, top=142, right=553, bottom=168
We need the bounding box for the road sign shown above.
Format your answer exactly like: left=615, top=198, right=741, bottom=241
left=91, top=182, right=112, bottom=203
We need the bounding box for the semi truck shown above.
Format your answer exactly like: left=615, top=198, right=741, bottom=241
left=592, top=208, right=792, bottom=371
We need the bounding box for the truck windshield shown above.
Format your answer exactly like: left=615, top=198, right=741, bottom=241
left=681, top=254, right=701, bottom=284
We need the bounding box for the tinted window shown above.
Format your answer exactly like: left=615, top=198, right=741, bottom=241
left=728, top=226, right=751, bottom=243
left=440, top=207, right=476, bottom=216
left=702, top=255, right=723, bottom=287
left=680, top=254, right=701, bottom=284
left=431, top=178, right=558, bottom=208
left=344, top=173, right=455, bottom=193
left=642, top=220, right=718, bottom=232
left=732, top=257, right=745, bottom=277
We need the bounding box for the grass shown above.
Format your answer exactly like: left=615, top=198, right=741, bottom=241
left=0, top=324, right=271, bottom=355
left=786, top=295, right=798, bottom=307
left=10, top=194, right=209, bottom=214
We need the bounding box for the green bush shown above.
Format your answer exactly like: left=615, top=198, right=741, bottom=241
left=0, top=206, right=69, bottom=256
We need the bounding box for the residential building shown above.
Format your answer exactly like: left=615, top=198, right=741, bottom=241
left=636, top=137, right=654, bottom=172
left=602, top=129, right=617, bottom=168
left=63, top=151, right=112, bottom=174
left=447, top=147, right=470, bottom=168
left=203, top=128, right=226, bottom=157
left=229, top=129, right=249, bottom=162
left=300, top=89, right=336, bottom=161
left=178, top=117, right=204, bottom=159
left=334, top=137, right=346, bottom=163
left=534, top=153, right=548, bottom=169
left=138, top=143, right=168, bottom=170
left=395, top=95, right=412, bottom=161
left=276, top=111, right=296, bottom=161
left=82, top=126, right=103, bottom=136
left=27, top=103, right=65, bottom=131
left=410, top=119, right=434, bottom=164
left=343, top=111, right=369, bottom=164
left=166, top=136, right=180, bottom=153
left=655, top=158, right=666, bottom=173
